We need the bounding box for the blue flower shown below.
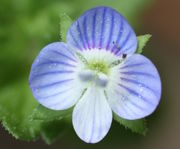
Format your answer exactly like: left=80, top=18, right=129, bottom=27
left=29, top=6, right=161, bottom=143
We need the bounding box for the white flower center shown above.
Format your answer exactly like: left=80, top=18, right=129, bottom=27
left=76, top=49, right=124, bottom=89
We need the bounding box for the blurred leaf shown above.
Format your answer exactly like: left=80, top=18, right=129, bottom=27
left=40, top=119, right=70, bottom=144
left=113, top=113, right=148, bottom=135
left=59, top=13, right=72, bottom=42
left=136, top=34, right=152, bottom=54
left=0, top=79, right=40, bottom=140
left=32, top=104, right=72, bottom=122
left=0, top=79, right=72, bottom=143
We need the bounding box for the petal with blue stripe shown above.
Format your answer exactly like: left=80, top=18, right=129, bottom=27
left=72, top=87, right=112, bottom=143
left=29, top=42, right=83, bottom=110
left=67, top=6, right=137, bottom=56
left=107, top=54, right=161, bottom=120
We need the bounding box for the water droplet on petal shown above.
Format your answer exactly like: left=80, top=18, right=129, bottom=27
left=138, top=84, right=144, bottom=93
left=36, top=59, right=40, bottom=63
left=121, top=95, right=128, bottom=102
left=138, top=94, right=142, bottom=98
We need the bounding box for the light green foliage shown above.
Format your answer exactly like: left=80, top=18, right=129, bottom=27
left=136, top=34, right=152, bottom=54
left=60, top=13, right=72, bottom=42
left=113, top=113, right=148, bottom=135
left=0, top=0, right=151, bottom=143
left=32, top=104, right=72, bottom=122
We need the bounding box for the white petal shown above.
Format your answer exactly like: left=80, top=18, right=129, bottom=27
left=72, top=87, right=112, bottom=143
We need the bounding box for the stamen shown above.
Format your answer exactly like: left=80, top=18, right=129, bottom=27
left=113, top=41, right=121, bottom=54
left=95, top=73, right=109, bottom=87
left=109, top=59, right=121, bottom=67
left=110, top=53, right=127, bottom=67
left=78, top=70, right=95, bottom=82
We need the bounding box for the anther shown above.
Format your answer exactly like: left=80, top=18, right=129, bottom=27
left=95, top=73, right=109, bottom=87
left=113, top=41, right=121, bottom=52
left=122, top=54, right=127, bottom=59
left=78, top=70, right=95, bottom=82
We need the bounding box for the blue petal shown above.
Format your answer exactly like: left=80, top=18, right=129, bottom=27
left=29, top=42, right=83, bottom=110
left=107, top=54, right=161, bottom=120
left=67, top=6, right=137, bottom=56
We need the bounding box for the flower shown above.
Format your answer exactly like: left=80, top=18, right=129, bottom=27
left=29, top=6, right=161, bottom=143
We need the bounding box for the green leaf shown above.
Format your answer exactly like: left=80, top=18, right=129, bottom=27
left=59, top=13, right=72, bottom=42
left=113, top=113, right=148, bottom=135
left=0, top=79, right=41, bottom=141
left=31, top=104, right=72, bottom=122
left=136, top=34, right=152, bottom=54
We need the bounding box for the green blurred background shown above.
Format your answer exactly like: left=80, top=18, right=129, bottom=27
left=0, top=0, right=180, bottom=148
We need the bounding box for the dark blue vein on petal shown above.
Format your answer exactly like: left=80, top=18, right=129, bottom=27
left=97, top=95, right=102, bottom=141
left=118, top=83, right=155, bottom=105
left=51, top=50, right=77, bottom=62
left=114, top=99, right=136, bottom=118
left=106, top=11, right=114, bottom=50
left=46, top=91, right=75, bottom=108
left=120, top=62, right=147, bottom=70
left=116, top=30, right=132, bottom=55
left=122, top=99, right=143, bottom=118
left=120, top=71, right=156, bottom=78
left=61, top=44, right=76, bottom=58
left=81, top=95, right=92, bottom=141
left=92, top=11, right=97, bottom=49
left=77, top=21, right=86, bottom=49
left=69, top=29, right=82, bottom=50
left=120, top=77, right=159, bottom=97
left=46, top=96, right=67, bottom=108
left=115, top=89, right=147, bottom=114
left=38, top=86, right=74, bottom=99
left=99, top=8, right=106, bottom=49
left=34, top=78, right=74, bottom=89
left=89, top=92, right=96, bottom=143
left=83, top=16, right=90, bottom=49
left=119, top=42, right=136, bottom=56
left=31, top=70, right=74, bottom=81
left=36, top=60, right=76, bottom=68
left=111, top=16, right=123, bottom=53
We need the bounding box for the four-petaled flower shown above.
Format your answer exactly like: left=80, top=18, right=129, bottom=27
left=29, top=6, right=161, bottom=143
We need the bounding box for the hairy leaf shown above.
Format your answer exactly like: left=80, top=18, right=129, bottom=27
left=0, top=80, right=40, bottom=140
left=114, top=113, right=148, bottom=135
left=31, top=104, right=72, bottom=122
left=136, top=34, right=152, bottom=54
left=59, top=13, right=72, bottom=42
